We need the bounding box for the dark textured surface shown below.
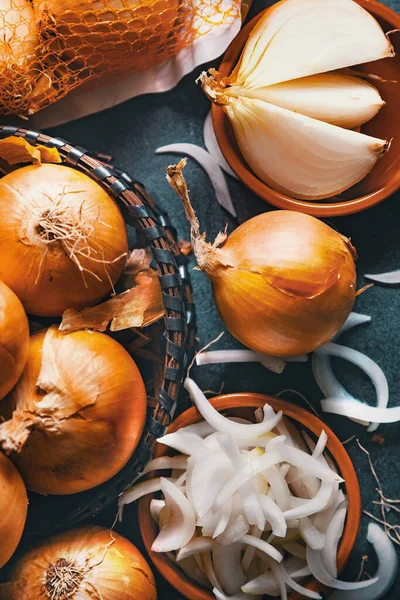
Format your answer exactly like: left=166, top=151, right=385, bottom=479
left=10, top=0, right=400, bottom=597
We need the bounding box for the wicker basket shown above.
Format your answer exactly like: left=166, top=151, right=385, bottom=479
left=0, top=125, right=196, bottom=536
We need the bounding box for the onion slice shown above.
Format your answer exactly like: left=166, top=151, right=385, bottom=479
left=152, top=478, right=196, bottom=552
left=283, top=481, right=333, bottom=520
left=321, top=506, right=347, bottom=577
left=328, top=523, right=398, bottom=600
left=225, top=97, right=388, bottom=201
left=315, top=342, right=388, bottom=431
left=203, top=111, right=239, bottom=180
left=299, top=517, right=326, bottom=550
left=142, top=455, right=188, bottom=475
left=365, top=270, right=400, bottom=285
left=306, top=547, right=378, bottom=590
left=155, top=144, right=236, bottom=218
left=190, top=450, right=233, bottom=518
left=176, top=537, right=214, bottom=562
left=321, top=399, right=400, bottom=423
left=157, top=431, right=207, bottom=456
left=257, top=495, right=287, bottom=538
left=184, top=378, right=282, bottom=438
left=241, top=534, right=283, bottom=563
left=213, top=587, right=257, bottom=600
left=213, top=541, right=247, bottom=596
left=279, top=562, right=322, bottom=599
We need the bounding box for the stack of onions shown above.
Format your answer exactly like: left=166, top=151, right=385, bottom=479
left=200, top=0, right=394, bottom=199
left=1, top=527, right=157, bottom=600
left=0, top=164, right=128, bottom=316
left=0, top=326, right=147, bottom=494
left=167, top=162, right=356, bottom=356
left=0, top=280, right=29, bottom=401
left=0, top=452, right=27, bottom=569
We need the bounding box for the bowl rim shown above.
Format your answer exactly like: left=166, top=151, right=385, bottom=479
left=212, top=0, right=400, bottom=218
left=138, top=392, right=362, bottom=600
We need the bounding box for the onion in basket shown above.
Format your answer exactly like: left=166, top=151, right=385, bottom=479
left=0, top=326, right=147, bottom=494
left=3, top=526, right=156, bottom=600
left=0, top=163, right=128, bottom=316
left=0, top=280, right=29, bottom=401
left=0, top=452, right=27, bottom=569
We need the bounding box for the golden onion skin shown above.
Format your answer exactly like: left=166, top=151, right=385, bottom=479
left=0, top=452, right=27, bottom=568
left=210, top=211, right=356, bottom=356
left=0, top=281, right=29, bottom=401
left=0, top=328, right=147, bottom=494
left=0, top=164, right=128, bottom=316
left=8, top=526, right=157, bottom=600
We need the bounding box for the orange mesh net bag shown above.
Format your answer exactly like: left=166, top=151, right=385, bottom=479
left=0, top=0, right=249, bottom=117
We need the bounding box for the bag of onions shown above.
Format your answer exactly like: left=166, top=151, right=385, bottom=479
left=0, top=526, right=157, bottom=600
left=0, top=0, right=245, bottom=117
left=0, top=326, right=147, bottom=494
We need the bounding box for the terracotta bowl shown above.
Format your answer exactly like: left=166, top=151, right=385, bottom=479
left=212, top=0, right=400, bottom=217
left=138, top=393, right=361, bottom=600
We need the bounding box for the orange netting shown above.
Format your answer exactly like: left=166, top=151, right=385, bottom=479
left=0, top=0, right=244, bottom=117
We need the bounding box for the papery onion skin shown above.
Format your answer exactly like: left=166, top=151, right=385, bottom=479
left=7, top=526, right=157, bottom=600
left=0, top=452, right=27, bottom=569
left=0, top=164, right=128, bottom=316
left=0, top=280, right=29, bottom=401
left=209, top=211, right=356, bottom=356
left=0, top=327, right=147, bottom=494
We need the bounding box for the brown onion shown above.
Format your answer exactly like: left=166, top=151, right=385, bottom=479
left=5, top=526, right=157, bottom=600
left=0, top=452, right=27, bottom=568
left=0, top=163, right=128, bottom=316
left=167, top=161, right=356, bottom=356
left=0, top=280, right=29, bottom=401
left=0, top=326, right=147, bottom=494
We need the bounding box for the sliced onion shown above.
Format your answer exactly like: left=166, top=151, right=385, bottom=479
left=313, top=488, right=345, bottom=533
left=150, top=499, right=165, bottom=523
left=241, top=568, right=280, bottom=596
left=257, top=494, right=287, bottom=538
left=312, top=431, right=328, bottom=459
left=152, top=478, right=196, bottom=552
left=306, top=547, right=378, bottom=590
left=315, top=342, right=388, bottom=432
left=263, top=465, right=291, bottom=511
left=213, top=541, right=246, bottom=596
left=157, top=431, right=207, bottom=456
left=203, top=111, right=239, bottom=180
left=213, top=496, right=233, bottom=539
left=185, top=378, right=282, bottom=438
left=213, top=587, right=258, bottom=600
left=196, top=349, right=286, bottom=374
left=179, top=556, right=211, bottom=588
left=156, top=144, right=236, bottom=218
left=142, top=455, right=188, bottom=475
left=283, top=481, right=333, bottom=520
left=179, top=421, right=216, bottom=438
left=241, top=525, right=262, bottom=572
left=176, top=537, right=214, bottom=562
left=365, top=270, right=400, bottom=285
left=299, top=517, right=326, bottom=550
left=328, top=523, right=398, bottom=600
left=321, top=398, right=400, bottom=423
left=282, top=542, right=307, bottom=560
left=278, top=445, right=343, bottom=484
left=203, top=552, right=222, bottom=591
left=321, top=506, right=347, bottom=577
left=118, top=477, right=173, bottom=519
left=217, top=495, right=250, bottom=545
left=191, top=450, right=233, bottom=518
left=218, top=434, right=265, bottom=530
left=241, top=534, right=283, bottom=563
left=279, top=562, right=322, bottom=600
left=312, top=312, right=372, bottom=427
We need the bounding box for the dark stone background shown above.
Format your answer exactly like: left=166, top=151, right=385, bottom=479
left=5, top=0, right=400, bottom=597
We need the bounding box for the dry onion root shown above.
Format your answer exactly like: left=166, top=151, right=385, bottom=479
left=200, top=0, right=393, bottom=200
left=1, top=526, right=157, bottom=600
left=0, top=163, right=128, bottom=316
left=0, top=326, right=147, bottom=494
left=0, top=452, right=27, bottom=569
left=167, top=161, right=356, bottom=356
left=0, top=280, right=29, bottom=401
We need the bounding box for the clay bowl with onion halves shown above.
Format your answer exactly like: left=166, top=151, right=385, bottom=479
left=138, top=392, right=361, bottom=600
left=212, top=0, right=400, bottom=218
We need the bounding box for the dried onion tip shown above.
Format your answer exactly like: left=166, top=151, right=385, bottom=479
left=167, top=161, right=356, bottom=356
left=3, top=526, right=156, bottom=600
left=0, top=326, right=147, bottom=494
left=0, top=164, right=128, bottom=316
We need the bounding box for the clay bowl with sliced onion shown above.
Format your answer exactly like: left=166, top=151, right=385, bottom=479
left=212, top=0, right=400, bottom=217
left=138, top=393, right=361, bottom=600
